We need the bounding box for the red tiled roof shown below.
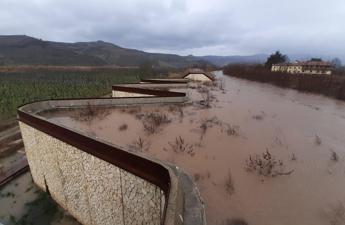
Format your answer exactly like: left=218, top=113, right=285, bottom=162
left=273, top=61, right=332, bottom=67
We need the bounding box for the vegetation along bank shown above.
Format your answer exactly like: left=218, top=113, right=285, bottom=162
left=223, top=64, right=345, bottom=101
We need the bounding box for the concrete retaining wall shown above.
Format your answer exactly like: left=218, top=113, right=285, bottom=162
left=112, top=90, right=154, bottom=98
left=18, top=93, right=206, bottom=225
left=112, top=83, right=188, bottom=98
left=20, top=122, right=164, bottom=225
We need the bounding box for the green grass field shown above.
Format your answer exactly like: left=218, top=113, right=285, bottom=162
left=0, top=69, right=140, bottom=121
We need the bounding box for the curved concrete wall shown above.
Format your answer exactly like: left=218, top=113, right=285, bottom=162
left=112, top=84, right=187, bottom=98
left=112, top=90, right=154, bottom=98
left=20, top=122, right=164, bottom=225
left=18, top=88, right=206, bottom=225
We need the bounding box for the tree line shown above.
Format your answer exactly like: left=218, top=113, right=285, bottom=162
left=223, top=64, right=345, bottom=101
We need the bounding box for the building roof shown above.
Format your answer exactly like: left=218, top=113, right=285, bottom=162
left=182, top=68, right=215, bottom=81
left=273, top=60, right=332, bottom=67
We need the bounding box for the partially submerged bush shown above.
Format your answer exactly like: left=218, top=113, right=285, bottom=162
left=196, top=85, right=216, bottom=108
left=126, top=106, right=142, bottom=115
left=128, top=137, right=150, bottom=152
left=168, top=105, right=184, bottom=121
left=291, top=153, right=297, bottom=161
left=226, top=218, right=248, bottom=225
left=73, top=104, right=111, bottom=123
left=330, top=149, right=339, bottom=162
left=118, top=124, right=128, bottom=131
left=0, top=191, right=15, bottom=198
left=325, top=201, right=345, bottom=225
left=200, top=87, right=212, bottom=108
left=252, top=114, right=264, bottom=120
left=140, top=112, right=171, bottom=134
left=193, top=171, right=211, bottom=182
left=225, top=171, right=235, bottom=196
left=217, top=78, right=226, bottom=91
left=225, top=124, right=240, bottom=136
left=194, top=173, right=201, bottom=182
left=315, top=135, right=322, bottom=145
left=245, top=150, right=294, bottom=177
left=199, top=117, right=222, bottom=139
left=198, top=117, right=240, bottom=140
left=164, top=136, right=195, bottom=156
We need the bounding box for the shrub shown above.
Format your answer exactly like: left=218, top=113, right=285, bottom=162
left=225, top=171, right=235, bottom=196
left=118, top=124, right=128, bottom=131
left=330, top=150, right=339, bottom=162
left=164, top=136, right=194, bottom=156
left=70, top=104, right=111, bottom=123
left=198, top=117, right=239, bottom=140
left=291, top=153, right=297, bottom=161
left=141, top=112, right=171, bottom=134
left=245, top=149, right=294, bottom=177
left=315, top=135, right=322, bottom=145
left=226, top=218, right=248, bottom=225
left=252, top=114, right=264, bottom=120
left=325, top=201, right=345, bottom=225
left=225, top=124, right=240, bottom=136
left=168, top=105, right=184, bottom=121
left=128, top=137, right=150, bottom=152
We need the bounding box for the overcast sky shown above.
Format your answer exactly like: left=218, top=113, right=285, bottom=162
left=1, top=0, right=345, bottom=60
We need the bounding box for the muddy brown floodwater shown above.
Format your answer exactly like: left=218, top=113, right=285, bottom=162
left=42, top=71, right=345, bottom=225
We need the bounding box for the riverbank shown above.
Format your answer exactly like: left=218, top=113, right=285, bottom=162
left=223, top=64, right=345, bottom=101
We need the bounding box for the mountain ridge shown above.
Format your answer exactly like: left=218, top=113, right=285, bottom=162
left=0, top=35, right=268, bottom=67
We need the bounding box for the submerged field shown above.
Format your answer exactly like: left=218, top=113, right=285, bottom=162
left=41, top=71, right=345, bottom=225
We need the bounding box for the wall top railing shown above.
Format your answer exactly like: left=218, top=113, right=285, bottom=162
left=140, top=78, right=189, bottom=84
left=112, top=85, right=187, bottom=97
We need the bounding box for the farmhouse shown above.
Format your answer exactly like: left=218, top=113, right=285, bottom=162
left=183, top=68, right=215, bottom=81
left=271, top=60, right=332, bottom=75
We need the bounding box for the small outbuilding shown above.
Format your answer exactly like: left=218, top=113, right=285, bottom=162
left=182, top=68, right=215, bottom=82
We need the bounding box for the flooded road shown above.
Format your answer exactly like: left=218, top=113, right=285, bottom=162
left=43, top=71, right=345, bottom=225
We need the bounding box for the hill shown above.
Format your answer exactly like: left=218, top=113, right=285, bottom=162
left=191, top=54, right=268, bottom=66
left=0, top=35, right=271, bottom=68
left=0, top=35, right=202, bottom=68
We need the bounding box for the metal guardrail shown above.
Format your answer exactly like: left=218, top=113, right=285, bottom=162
left=112, top=85, right=187, bottom=97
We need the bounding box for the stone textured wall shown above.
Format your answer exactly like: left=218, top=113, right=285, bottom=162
left=20, top=122, right=164, bottom=225
left=112, top=90, right=154, bottom=98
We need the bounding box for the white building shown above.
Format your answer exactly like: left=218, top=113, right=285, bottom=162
left=271, top=60, right=332, bottom=75
left=182, top=68, right=215, bottom=81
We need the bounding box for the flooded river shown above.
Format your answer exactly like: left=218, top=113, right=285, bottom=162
left=43, top=71, right=345, bottom=225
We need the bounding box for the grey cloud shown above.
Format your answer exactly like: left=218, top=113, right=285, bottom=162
left=0, top=0, right=345, bottom=60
